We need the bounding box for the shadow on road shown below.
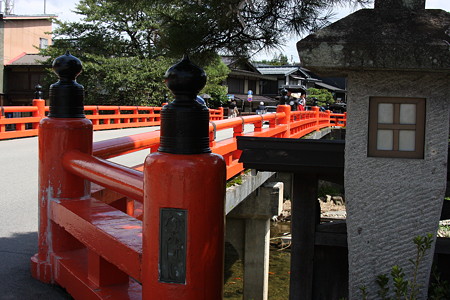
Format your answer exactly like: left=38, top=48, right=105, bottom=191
left=0, top=232, right=72, bottom=300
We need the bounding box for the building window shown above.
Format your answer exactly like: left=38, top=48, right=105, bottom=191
left=227, top=77, right=244, bottom=93
left=368, top=97, right=425, bottom=158
left=248, top=80, right=256, bottom=93
left=39, top=38, right=48, bottom=49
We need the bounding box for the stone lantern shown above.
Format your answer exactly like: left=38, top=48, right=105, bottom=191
left=297, top=0, right=449, bottom=298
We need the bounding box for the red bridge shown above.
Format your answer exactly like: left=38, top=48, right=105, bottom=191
left=3, top=53, right=346, bottom=299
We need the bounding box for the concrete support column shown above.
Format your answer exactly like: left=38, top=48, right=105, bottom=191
left=244, top=218, right=270, bottom=300
left=226, top=181, right=284, bottom=300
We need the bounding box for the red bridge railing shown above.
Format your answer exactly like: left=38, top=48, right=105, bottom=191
left=0, top=100, right=224, bottom=140
left=30, top=53, right=347, bottom=300
left=92, top=105, right=346, bottom=180
left=31, top=105, right=345, bottom=299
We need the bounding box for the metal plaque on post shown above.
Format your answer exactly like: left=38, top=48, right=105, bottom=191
left=159, top=208, right=187, bottom=284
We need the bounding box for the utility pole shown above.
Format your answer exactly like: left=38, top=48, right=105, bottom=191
left=4, top=0, right=13, bottom=15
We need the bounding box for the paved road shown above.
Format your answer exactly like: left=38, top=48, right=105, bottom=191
left=0, top=124, right=248, bottom=299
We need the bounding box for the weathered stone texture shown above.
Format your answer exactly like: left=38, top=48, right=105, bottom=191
left=374, top=0, right=425, bottom=10
left=345, top=71, right=449, bottom=299
left=297, top=9, right=450, bottom=74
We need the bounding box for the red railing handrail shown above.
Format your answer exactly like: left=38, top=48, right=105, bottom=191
left=33, top=102, right=347, bottom=298
left=89, top=105, right=346, bottom=180
left=0, top=100, right=224, bottom=140
left=62, top=149, right=144, bottom=202
left=55, top=105, right=346, bottom=210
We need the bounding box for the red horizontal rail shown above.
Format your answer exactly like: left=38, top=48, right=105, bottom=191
left=55, top=249, right=142, bottom=299
left=50, top=198, right=142, bottom=281
left=62, top=150, right=144, bottom=202
left=0, top=100, right=224, bottom=140
left=33, top=103, right=346, bottom=299
left=93, top=131, right=160, bottom=159
left=90, top=106, right=346, bottom=182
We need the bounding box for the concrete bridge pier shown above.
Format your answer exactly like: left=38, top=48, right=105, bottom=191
left=226, top=181, right=284, bottom=300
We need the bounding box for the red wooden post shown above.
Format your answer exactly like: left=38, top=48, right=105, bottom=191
left=142, top=56, right=226, bottom=299
left=92, top=106, right=100, bottom=126
left=209, top=122, right=216, bottom=148
left=312, top=106, right=320, bottom=131
left=325, top=110, right=332, bottom=126
left=277, top=104, right=291, bottom=138
left=32, top=84, right=45, bottom=129
left=132, top=107, right=138, bottom=123
left=31, top=52, right=93, bottom=283
left=233, top=121, right=244, bottom=137
left=114, top=107, right=120, bottom=124
left=0, top=109, right=4, bottom=133
left=32, top=99, right=45, bottom=118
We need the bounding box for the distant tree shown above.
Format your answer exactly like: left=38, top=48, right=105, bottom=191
left=306, top=88, right=335, bottom=107
left=200, top=56, right=230, bottom=108
left=276, top=54, right=289, bottom=66
left=41, top=47, right=173, bottom=105
left=79, top=55, right=172, bottom=106
left=254, top=53, right=290, bottom=66
left=41, top=0, right=370, bottom=105
left=132, top=0, right=370, bottom=58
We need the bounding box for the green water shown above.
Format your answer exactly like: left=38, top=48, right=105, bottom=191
left=224, top=222, right=291, bottom=299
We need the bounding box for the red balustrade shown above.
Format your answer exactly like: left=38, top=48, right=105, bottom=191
left=30, top=107, right=345, bottom=299
left=0, top=101, right=224, bottom=140
left=30, top=53, right=347, bottom=300
left=90, top=105, right=346, bottom=180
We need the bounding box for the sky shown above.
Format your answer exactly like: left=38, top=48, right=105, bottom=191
left=8, top=0, right=450, bottom=62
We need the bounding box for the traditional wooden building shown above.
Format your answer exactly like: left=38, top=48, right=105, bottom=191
left=256, top=65, right=346, bottom=101
left=0, top=14, right=55, bottom=105
left=222, top=56, right=278, bottom=112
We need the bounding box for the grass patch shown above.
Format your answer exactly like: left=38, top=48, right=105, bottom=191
left=226, top=170, right=252, bottom=188
left=226, top=175, right=243, bottom=188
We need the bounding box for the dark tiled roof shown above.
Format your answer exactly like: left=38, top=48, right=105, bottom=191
left=7, top=54, right=50, bottom=66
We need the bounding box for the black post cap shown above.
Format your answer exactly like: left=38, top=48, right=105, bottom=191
left=48, top=51, right=85, bottom=118
left=34, top=84, right=43, bottom=99
left=158, top=56, right=210, bottom=154
left=280, top=88, right=289, bottom=105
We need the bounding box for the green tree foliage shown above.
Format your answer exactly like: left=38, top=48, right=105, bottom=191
left=306, top=88, right=335, bottom=107
left=124, top=0, right=370, bottom=58
left=201, top=56, right=230, bottom=108
left=42, top=0, right=369, bottom=105
left=255, top=53, right=290, bottom=66
left=81, top=55, right=172, bottom=106
left=41, top=48, right=173, bottom=106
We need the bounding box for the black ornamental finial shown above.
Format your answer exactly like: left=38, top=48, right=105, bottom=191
left=34, top=84, right=43, bottom=99
left=158, top=56, right=210, bottom=154
left=280, top=88, right=289, bottom=105
left=48, top=52, right=85, bottom=118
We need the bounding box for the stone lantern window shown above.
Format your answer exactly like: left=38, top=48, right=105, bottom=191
left=368, top=97, right=425, bottom=158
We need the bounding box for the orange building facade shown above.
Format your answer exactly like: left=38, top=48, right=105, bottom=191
left=1, top=14, right=55, bottom=105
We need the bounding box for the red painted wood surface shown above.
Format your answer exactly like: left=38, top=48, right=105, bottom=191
left=142, top=152, right=226, bottom=299
left=31, top=117, right=93, bottom=283
left=0, top=101, right=224, bottom=140
left=30, top=104, right=345, bottom=299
